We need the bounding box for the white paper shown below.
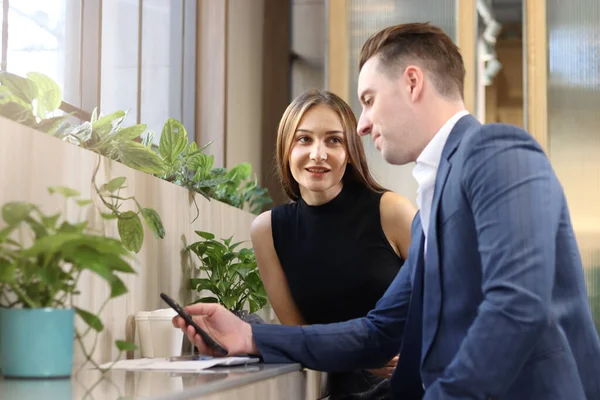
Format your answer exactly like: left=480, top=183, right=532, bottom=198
left=98, top=356, right=260, bottom=372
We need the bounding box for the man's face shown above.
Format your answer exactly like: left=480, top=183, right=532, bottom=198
left=356, top=56, right=420, bottom=165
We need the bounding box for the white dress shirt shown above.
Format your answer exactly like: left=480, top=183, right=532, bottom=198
left=412, top=110, right=469, bottom=256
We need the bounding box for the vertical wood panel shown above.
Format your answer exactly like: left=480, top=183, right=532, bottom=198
left=225, top=0, right=264, bottom=181
left=81, top=0, right=103, bottom=113
left=457, top=0, right=477, bottom=114
left=136, top=0, right=143, bottom=124
left=261, top=0, right=291, bottom=206
left=327, top=0, right=349, bottom=102
left=525, top=0, right=548, bottom=152
left=195, top=0, right=227, bottom=167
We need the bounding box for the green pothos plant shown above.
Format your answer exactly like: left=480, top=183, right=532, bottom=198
left=59, top=108, right=165, bottom=176
left=0, top=71, right=68, bottom=135
left=188, top=231, right=267, bottom=314
left=154, top=118, right=272, bottom=218
left=0, top=71, right=272, bottom=215
left=0, top=185, right=138, bottom=368
left=91, top=154, right=166, bottom=254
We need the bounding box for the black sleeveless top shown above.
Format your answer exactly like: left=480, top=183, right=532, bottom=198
left=271, top=182, right=404, bottom=325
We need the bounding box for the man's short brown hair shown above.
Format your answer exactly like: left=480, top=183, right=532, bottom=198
left=359, top=22, right=465, bottom=99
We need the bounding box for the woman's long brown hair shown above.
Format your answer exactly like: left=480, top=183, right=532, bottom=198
left=276, top=89, right=387, bottom=200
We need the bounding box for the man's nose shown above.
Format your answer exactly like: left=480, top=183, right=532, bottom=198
left=357, top=113, right=372, bottom=137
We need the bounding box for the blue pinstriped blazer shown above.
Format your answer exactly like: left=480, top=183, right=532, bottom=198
left=252, top=115, right=600, bottom=399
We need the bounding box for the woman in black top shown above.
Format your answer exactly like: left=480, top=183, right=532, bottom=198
left=251, top=90, right=416, bottom=399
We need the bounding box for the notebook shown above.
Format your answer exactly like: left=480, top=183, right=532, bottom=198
left=98, top=356, right=260, bottom=372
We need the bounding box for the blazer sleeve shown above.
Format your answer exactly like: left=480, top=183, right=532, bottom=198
left=251, top=215, right=422, bottom=372
left=424, top=125, right=563, bottom=399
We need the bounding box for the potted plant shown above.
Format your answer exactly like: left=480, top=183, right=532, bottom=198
left=0, top=186, right=137, bottom=379
left=0, top=71, right=273, bottom=216
left=188, top=231, right=268, bottom=323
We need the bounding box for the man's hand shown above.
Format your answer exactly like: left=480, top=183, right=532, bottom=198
left=171, top=303, right=259, bottom=356
left=367, top=355, right=398, bottom=378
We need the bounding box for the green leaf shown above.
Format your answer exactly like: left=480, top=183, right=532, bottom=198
left=185, top=141, right=198, bottom=155
left=0, top=71, right=38, bottom=105
left=194, top=176, right=230, bottom=189
left=68, top=247, right=114, bottom=279
left=192, top=297, right=219, bottom=304
left=190, top=278, right=218, bottom=292
left=100, top=212, right=118, bottom=220
left=67, top=240, right=134, bottom=274
left=141, top=208, right=165, bottom=239
left=0, top=224, right=18, bottom=242
left=115, top=340, right=138, bottom=352
left=228, top=241, right=245, bottom=252
left=0, top=102, right=35, bottom=125
left=48, top=186, right=80, bottom=198
left=65, top=121, right=93, bottom=143
left=223, top=252, right=235, bottom=264
left=75, top=307, right=104, bottom=331
left=40, top=212, right=61, bottom=229
left=21, top=232, right=77, bottom=256
left=0, top=261, right=16, bottom=283
left=36, top=115, right=68, bottom=134
left=113, top=124, right=147, bottom=141
left=195, top=231, right=215, bottom=240
left=92, top=110, right=126, bottom=135
left=117, top=211, right=144, bottom=253
left=141, top=131, right=155, bottom=147
left=186, top=153, right=208, bottom=171
left=228, top=162, right=252, bottom=182
left=57, top=221, right=88, bottom=234
left=74, top=200, right=92, bottom=208
left=248, top=299, right=261, bottom=314
left=103, top=177, right=127, bottom=193
left=106, top=255, right=136, bottom=274
left=90, top=107, right=98, bottom=124
left=158, top=118, right=188, bottom=163
left=0, top=86, right=17, bottom=103
left=27, top=72, right=62, bottom=117
left=110, top=275, right=128, bottom=298
left=118, top=141, right=165, bottom=175
left=37, top=266, right=63, bottom=288
left=1, top=202, right=36, bottom=225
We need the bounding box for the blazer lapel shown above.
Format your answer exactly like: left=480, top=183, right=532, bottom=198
left=421, top=115, right=479, bottom=365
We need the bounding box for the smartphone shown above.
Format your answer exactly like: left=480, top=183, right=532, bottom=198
left=160, top=292, right=229, bottom=355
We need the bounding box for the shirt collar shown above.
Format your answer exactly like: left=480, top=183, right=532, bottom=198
left=416, top=110, right=470, bottom=169
left=412, top=110, right=469, bottom=187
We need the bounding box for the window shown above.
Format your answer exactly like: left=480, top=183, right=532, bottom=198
left=0, top=0, right=196, bottom=143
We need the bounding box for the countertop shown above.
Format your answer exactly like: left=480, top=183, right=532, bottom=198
left=0, top=363, right=302, bottom=400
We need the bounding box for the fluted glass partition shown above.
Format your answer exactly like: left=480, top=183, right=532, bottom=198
left=346, top=0, right=457, bottom=201
left=547, top=0, right=600, bottom=334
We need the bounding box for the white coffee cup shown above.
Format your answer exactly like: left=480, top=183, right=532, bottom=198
left=148, top=308, right=184, bottom=358
left=135, top=311, right=153, bottom=358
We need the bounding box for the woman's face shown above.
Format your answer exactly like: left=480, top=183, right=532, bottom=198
left=289, top=105, right=349, bottom=204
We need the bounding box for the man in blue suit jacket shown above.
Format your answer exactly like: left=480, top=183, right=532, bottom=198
left=174, top=23, right=600, bottom=399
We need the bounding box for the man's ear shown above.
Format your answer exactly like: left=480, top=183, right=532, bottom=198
left=403, top=65, right=424, bottom=102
